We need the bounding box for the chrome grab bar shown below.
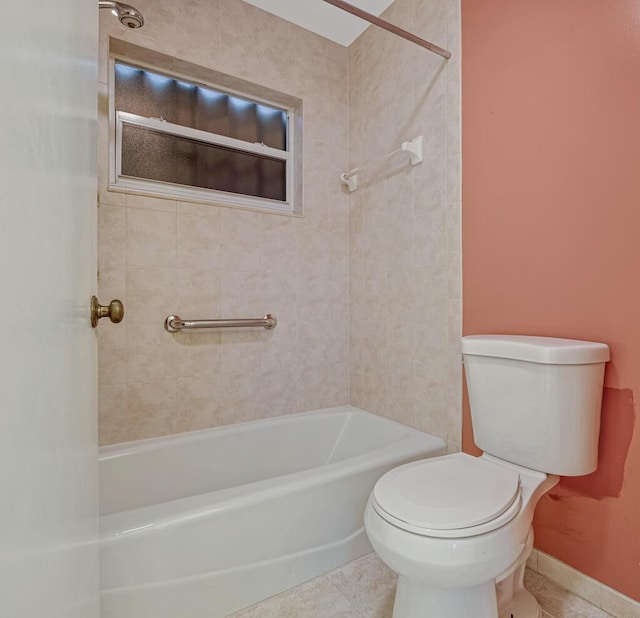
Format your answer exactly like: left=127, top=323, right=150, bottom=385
left=164, top=314, right=277, bottom=333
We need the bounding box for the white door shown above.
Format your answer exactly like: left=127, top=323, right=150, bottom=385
left=0, top=1, right=100, bottom=617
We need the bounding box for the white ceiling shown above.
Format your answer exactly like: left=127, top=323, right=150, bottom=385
left=243, top=0, right=396, bottom=47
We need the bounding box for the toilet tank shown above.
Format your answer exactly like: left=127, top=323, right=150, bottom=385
left=462, top=335, right=610, bottom=476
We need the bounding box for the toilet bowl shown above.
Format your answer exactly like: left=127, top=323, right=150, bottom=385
left=364, top=453, right=558, bottom=618
left=364, top=335, right=610, bottom=618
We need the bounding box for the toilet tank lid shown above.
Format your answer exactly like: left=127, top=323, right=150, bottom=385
left=461, top=335, right=610, bottom=365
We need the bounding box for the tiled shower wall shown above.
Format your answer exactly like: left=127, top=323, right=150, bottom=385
left=348, top=0, right=462, bottom=451
left=97, top=0, right=462, bottom=448
left=97, top=0, right=350, bottom=444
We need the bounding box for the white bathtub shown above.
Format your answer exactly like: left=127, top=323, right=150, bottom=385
left=99, top=405, right=446, bottom=617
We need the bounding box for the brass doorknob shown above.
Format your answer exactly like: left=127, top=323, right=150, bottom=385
left=91, top=296, right=125, bottom=328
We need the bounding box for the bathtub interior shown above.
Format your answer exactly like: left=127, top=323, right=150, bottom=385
left=99, top=406, right=426, bottom=516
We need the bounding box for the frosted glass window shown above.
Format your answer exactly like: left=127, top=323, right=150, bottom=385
left=112, top=61, right=294, bottom=211
left=121, top=125, right=286, bottom=201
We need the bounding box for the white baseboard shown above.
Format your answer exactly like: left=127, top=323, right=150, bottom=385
left=527, top=549, right=640, bottom=617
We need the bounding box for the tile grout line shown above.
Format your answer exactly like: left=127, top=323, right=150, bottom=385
left=324, top=575, right=368, bottom=617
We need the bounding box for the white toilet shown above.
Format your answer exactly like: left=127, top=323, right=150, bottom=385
left=364, top=335, right=609, bottom=618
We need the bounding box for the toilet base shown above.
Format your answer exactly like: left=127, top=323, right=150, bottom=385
left=393, top=576, right=499, bottom=618
left=390, top=573, right=541, bottom=618
left=389, top=530, right=542, bottom=618
left=498, top=588, right=542, bottom=618
left=496, top=530, right=541, bottom=618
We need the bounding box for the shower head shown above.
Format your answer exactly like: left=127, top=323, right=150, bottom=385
left=98, top=1, right=144, bottom=29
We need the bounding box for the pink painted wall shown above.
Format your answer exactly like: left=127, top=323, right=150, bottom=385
left=462, top=0, right=640, bottom=601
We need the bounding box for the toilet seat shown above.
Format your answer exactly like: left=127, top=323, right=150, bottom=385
left=371, top=453, right=522, bottom=539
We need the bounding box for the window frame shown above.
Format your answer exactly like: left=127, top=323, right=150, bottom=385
left=108, top=57, right=297, bottom=214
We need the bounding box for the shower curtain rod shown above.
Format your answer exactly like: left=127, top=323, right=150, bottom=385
left=321, top=0, right=451, bottom=59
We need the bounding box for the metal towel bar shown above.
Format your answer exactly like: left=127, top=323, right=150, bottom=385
left=164, top=314, right=277, bottom=333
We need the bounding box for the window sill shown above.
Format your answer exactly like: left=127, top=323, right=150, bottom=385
left=106, top=184, right=303, bottom=218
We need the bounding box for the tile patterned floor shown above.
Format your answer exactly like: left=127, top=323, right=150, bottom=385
left=229, top=553, right=614, bottom=618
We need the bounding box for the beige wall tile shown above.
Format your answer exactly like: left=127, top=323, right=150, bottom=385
left=387, top=324, right=416, bottom=374
left=174, top=0, right=221, bottom=66
left=98, top=266, right=126, bottom=302
left=261, top=273, right=299, bottom=322
left=448, top=299, right=462, bottom=342
left=362, top=271, right=388, bottom=317
left=298, top=321, right=331, bottom=368
left=126, top=266, right=176, bottom=297
left=415, top=0, right=448, bottom=43
left=126, top=194, right=176, bottom=213
left=362, top=367, right=388, bottom=416
left=447, top=249, right=462, bottom=300
left=259, top=11, right=300, bottom=94
left=298, top=228, right=332, bottom=278
left=126, top=267, right=177, bottom=325
left=126, top=208, right=176, bottom=268
left=98, top=205, right=126, bottom=267
left=413, top=378, right=447, bottom=434
left=99, top=384, right=129, bottom=445
left=262, top=216, right=299, bottom=273
left=297, top=275, right=340, bottom=322
left=349, top=320, right=363, bottom=367
left=98, top=326, right=127, bottom=386
left=261, top=320, right=298, bottom=371
left=385, top=369, right=416, bottom=424
left=298, top=365, right=332, bottom=412
left=349, top=365, right=365, bottom=408
left=447, top=153, right=462, bottom=204
left=179, top=201, right=222, bottom=219
left=446, top=201, right=461, bottom=251
left=362, top=322, right=388, bottom=370
left=261, top=368, right=300, bottom=418
left=177, top=375, right=225, bottom=433
left=221, top=330, right=263, bottom=375
left=176, top=268, right=221, bottom=318
left=413, top=211, right=447, bottom=269
left=220, top=270, right=266, bottom=318
left=174, top=330, right=222, bottom=379
left=220, top=372, right=262, bottom=425
left=388, top=217, right=414, bottom=272
left=347, top=0, right=461, bottom=444
left=177, top=211, right=221, bottom=270
left=414, top=267, right=448, bottom=325
left=414, top=154, right=448, bottom=216
left=126, top=380, right=178, bottom=441
left=220, top=211, right=266, bottom=274
left=134, top=0, right=177, bottom=44
left=326, top=363, right=349, bottom=405
left=98, top=0, right=458, bottom=447
left=386, top=270, right=416, bottom=321
left=218, top=0, right=263, bottom=82
left=126, top=324, right=179, bottom=384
